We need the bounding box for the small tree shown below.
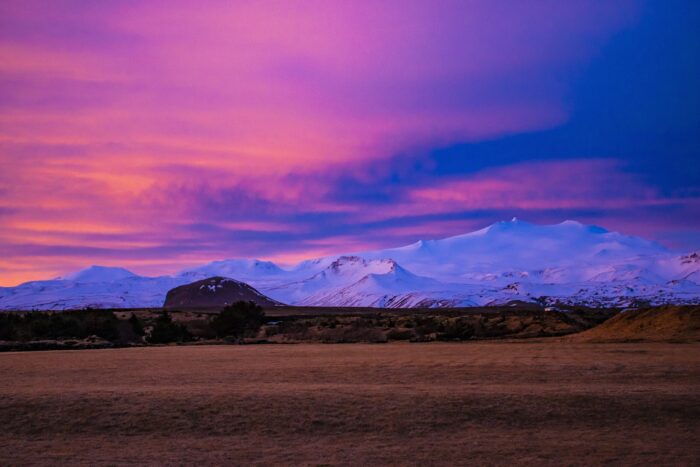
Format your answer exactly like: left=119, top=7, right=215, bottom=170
left=129, top=313, right=145, bottom=336
left=147, top=312, right=191, bottom=344
left=210, top=301, right=266, bottom=340
left=0, top=314, right=17, bottom=340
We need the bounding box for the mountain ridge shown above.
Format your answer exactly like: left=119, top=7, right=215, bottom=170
left=2, top=219, right=699, bottom=310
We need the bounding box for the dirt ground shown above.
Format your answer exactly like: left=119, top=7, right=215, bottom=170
left=1, top=342, right=699, bottom=466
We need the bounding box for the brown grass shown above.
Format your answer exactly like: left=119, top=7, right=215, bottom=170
left=568, top=305, right=700, bottom=342
left=1, top=342, right=699, bottom=466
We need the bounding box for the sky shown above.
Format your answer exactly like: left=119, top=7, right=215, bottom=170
left=0, top=0, right=699, bottom=285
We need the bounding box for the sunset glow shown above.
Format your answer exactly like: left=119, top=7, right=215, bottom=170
left=1, top=0, right=699, bottom=285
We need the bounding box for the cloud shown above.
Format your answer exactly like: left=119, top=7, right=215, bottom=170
left=405, top=159, right=659, bottom=212
left=1, top=1, right=638, bottom=169
left=8, top=0, right=688, bottom=285
left=4, top=154, right=693, bottom=285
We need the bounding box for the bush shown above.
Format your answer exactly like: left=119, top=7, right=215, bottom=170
left=0, top=310, right=122, bottom=342
left=210, top=301, right=266, bottom=339
left=129, top=313, right=145, bottom=336
left=437, top=318, right=475, bottom=341
left=49, top=315, right=85, bottom=339
left=386, top=328, right=415, bottom=341
left=78, top=310, right=121, bottom=341
left=0, top=314, right=18, bottom=340
left=147, top=312, right=192, bottom=344
left=94, top=318, right=119, bottom=341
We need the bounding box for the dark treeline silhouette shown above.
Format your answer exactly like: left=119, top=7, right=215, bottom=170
left=0, top=301, right=267, bottom=347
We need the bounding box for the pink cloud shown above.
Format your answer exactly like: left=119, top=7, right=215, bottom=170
left=0, top=1, right=647, bottom=284
left=394, top=159, right=662, bottom=218
left=1, top=1, right=639, bottom=170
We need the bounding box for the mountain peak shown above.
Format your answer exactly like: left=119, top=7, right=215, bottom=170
left=62, top=265, right=137, bottom=283
left=178, top=257, right=284, bottom=280
left=557, top=220, right=608, bottom=233
left=559, top=219, right=582, bottom=226
left=478, top=217, right=534, bottom=233
left=329, top=256, right=399, bottom=272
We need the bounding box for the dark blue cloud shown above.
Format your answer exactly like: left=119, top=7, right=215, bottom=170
left=320, top=0, right=700, bottom=250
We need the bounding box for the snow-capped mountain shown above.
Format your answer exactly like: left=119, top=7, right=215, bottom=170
left=180, top=259, right=286, bottom=281
left=59, top=265, right=138, bottom=283
left=358, top=218, right=671, bottom=283
left=279, top=256, right=489, bottom=308
left=1, top=219, right=699, bottom=310
left=266, top=256, right=444, bottom=306
left=0, top=266, right=190, bottom=310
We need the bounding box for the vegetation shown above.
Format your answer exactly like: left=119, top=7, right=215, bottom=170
left=0, top=304, right=626, bottom=350
left=210, top=301, right=266, bottom=340
left=0, top=310, right=119, bottom=342
left=147, top=312, right=192, bottom=344
left=129, top=313, right=144, bottom=336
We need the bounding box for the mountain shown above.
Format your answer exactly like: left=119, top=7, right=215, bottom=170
left=0, top=267, right=189, bottom=310
left=178, top=259, right=287, bottom=285
left=163, top=276, right=282, bottom=309
left=60, top=265, right=138, bottom=282
left=1, top=219, right=699, bottom=310
left=357, top=219, right=671, bottom=283
left=264, top=256, right=494, bottom=307
left=265, top=256, right=453, bottom=306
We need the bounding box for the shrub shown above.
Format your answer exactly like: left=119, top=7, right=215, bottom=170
left=78, top=310, right=121, bottom=340
left=0, top=310, right=123, bottom=342
left=29, top=318, right=51, bottom=339
left=94, top=318, right=119, bottom=341
left=437, top=318, right=475, bottom=341
left=147, top=312, right=192, bottom=344
left=49, top=315, right=85, bottom=339
left=414, top=316, right=441, bottom=337
left=210, top=301, right=266, bottom=339
left=386, top=328, right=415, bottom=341
left=0, top=314, right=18, bottom=340
left=129, top=313, right=145, bottom=336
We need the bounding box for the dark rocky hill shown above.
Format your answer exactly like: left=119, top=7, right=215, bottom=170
left=163, top=276, right=283, bottom=309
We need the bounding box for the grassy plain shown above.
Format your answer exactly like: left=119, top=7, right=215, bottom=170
left=1, top=342, right=699, bottom=466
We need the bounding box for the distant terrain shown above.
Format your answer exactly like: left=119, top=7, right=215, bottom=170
left=1, top=304, right=698, bottom=351
left=2, top=219, right=700, bottom=310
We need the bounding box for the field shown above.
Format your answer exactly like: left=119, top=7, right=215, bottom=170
left=1, top=342, right=699, bottom=466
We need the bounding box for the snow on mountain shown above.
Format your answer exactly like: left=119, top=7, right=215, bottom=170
left=60, top=265, right=138, bottom=282
left=265, top=256, right=449, bottom=305
left=0, top=267, right=189, bottom=310
left=657, top=252, right=700, bottom=284
left=178, top=259, right=288, bottom=288
left=355, top=218, right=671, bottom=283
left=1, top=220, right=699, bottom=310
left=286, top=257, right=488, bottom=308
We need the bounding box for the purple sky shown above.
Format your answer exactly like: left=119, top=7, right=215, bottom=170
left=0, top=0, right=699, bottom=285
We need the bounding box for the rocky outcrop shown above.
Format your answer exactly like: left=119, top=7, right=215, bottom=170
left=163, top=276, right=283, bottom=309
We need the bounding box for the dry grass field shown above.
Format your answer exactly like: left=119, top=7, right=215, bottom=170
left=1, top=342, right=699, bottom=466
